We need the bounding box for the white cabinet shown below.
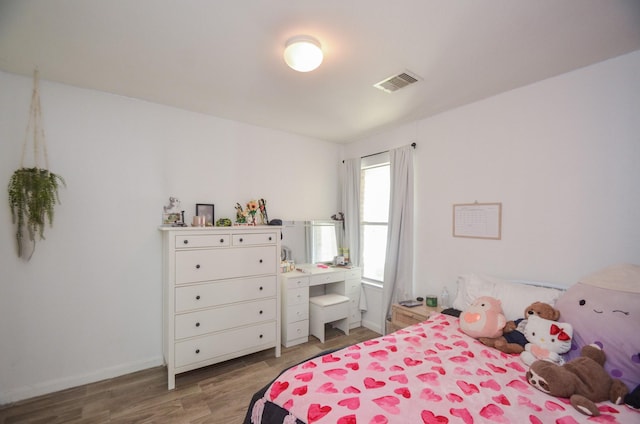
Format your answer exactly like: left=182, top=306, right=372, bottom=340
left=160, top=226, right=281, bottom=389
left=323, top=267, right=362, bottom=329
left=280, top=267, right=362, bottom=347
left=280, top=273, right=310, bottom=347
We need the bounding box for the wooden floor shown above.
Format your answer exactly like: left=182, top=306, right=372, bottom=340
left=0, top=326, right=379, bottom=424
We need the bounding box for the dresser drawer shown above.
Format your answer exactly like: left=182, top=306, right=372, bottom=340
left=286, top=287, right=309, bottom=307
left=175, top=234, right=229, bottom=249
left=284, top=276, right=309, bottom=290
left=175, top=276, right=276, bottom=312
left=310, top=271, right=345, bottom=286
left=175, top=298, right=276, bottom=339
left=286, top=303, right=309, bottom=323
left=175, top=246, right=276, bottom=284
left=175, top=322, right=276, bottom=368
left=232, top=232, right=278, bottom=246
left=285, top=320, right=309, bottom=340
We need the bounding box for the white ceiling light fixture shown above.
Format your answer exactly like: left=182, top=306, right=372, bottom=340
left=284, top=35, right=323, bottom=72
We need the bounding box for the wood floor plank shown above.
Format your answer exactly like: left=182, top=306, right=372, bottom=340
left=0, top=326, right=379, bottom=423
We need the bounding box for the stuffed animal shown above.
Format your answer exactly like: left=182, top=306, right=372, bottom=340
left=526, top=344, right=629, bottom=416
left=459, top=296, right=506, bottom=339
left=520, top=315, right=573, bottom=366
left=479, top=301, right=560, bottom=354
left=554, top=263, right=640, bottom=391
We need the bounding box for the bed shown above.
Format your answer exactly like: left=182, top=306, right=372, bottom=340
left=244, top=270, right=640, bottom=424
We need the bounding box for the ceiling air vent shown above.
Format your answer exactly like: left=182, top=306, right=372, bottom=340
left=374, top=71, right=422, bottom=93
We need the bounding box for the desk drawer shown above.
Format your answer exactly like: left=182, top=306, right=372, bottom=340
left=286, top=287, right=309, bottom=307
left=310, top=271, right=344, bottom=286
left=284, top=276, right=309, bottom=290
left=286, top=303, right=309, bottom=323
left=286, top=320, right=309, bottom=340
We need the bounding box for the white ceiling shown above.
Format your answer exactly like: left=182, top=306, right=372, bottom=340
left=1, top=0, right=639, bottom=143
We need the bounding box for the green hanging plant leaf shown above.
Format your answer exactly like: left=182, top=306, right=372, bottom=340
left=8, top=167, right=65, bottom=259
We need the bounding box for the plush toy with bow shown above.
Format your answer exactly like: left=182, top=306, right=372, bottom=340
left=459, top=296, right=506, bottom=339
left=479, top=301, right=560, bottom=354
left=520, top=315, right=573, bottom=366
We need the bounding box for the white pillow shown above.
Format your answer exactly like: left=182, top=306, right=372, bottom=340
left=453, top=273, right=563, bottom=321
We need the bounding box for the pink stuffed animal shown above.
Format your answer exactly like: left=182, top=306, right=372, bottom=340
left=459, top=296, right=506, bottom=339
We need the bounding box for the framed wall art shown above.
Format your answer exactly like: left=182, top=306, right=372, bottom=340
left=196, top=203, right=215, bottom=226
left=453, top=202, right=502, bottom=240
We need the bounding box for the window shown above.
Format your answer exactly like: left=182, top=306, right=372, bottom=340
left=360, top=153, right=390, bottom=283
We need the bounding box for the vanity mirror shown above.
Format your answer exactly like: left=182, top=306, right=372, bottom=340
left=280, top=220, right=344, bottom=265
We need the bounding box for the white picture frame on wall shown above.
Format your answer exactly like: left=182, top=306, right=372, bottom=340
left=453, top=202, right=502, bottom=240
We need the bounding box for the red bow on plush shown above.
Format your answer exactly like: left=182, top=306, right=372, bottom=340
left=550, top=324, right=571, bottom=341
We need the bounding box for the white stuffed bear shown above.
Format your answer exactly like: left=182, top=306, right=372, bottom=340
left=520, top=315, right=573, bottom=366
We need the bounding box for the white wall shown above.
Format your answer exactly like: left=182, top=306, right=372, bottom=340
left=0, top=71, right=341, bottom=403
left=345, top=50, right=640, bottom=304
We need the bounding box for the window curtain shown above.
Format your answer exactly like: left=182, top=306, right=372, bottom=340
left=382, top=145, right=414, bottom=332
left=341, top=158, right=361, bottom=267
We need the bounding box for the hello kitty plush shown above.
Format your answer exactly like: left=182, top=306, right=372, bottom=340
left=520, top=315, right=573, bottom=366
left=459, top=296, right=506, bottom=339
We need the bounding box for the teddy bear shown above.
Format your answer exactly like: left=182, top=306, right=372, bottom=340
left=479, top=301, right=560, bottom=354
left=520, top=315, right=573, bottom=366
left=526, top=344, right=629, bottom=416
left=459, top=296, right=506, bottom=339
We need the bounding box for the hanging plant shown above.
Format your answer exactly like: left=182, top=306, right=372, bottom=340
left=8, top=70, right=65, bottom=259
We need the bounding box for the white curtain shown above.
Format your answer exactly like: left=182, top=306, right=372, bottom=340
left=382, top=145, right=414, bottom=332
left=341, top=158, right=361, bottom=266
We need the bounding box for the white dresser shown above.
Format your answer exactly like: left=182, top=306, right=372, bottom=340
left=280, top=266, right=362, bottom=347
left=160, top=226, right=281, bottom=389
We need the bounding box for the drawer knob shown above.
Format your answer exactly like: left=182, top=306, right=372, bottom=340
left=195, top=322, right=200, bottom=327
left=195, top=264, right=200, bottom=269
left=239, top=238, right=243, bottom=243
left=219, top=238, right=224, bottom=243
left=183, top=240, right=189, bottom=244
left=195, top=349, right=200, bottom=354
left=259, top=259, right=263, bottom=263
left=259, top=334, right=263, bottom=339
left=196, top=295, right=201, bottom=300
left=259, top=310, right=263, bottom=315
left=268, top=236, right=272, bottom=241
left=259, top=286, right=263, bottom=291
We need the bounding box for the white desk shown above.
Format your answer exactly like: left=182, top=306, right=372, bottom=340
left=280, top=265, right=362, bottom=347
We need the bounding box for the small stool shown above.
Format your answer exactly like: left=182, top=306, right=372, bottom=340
left=309, top=294, right=350, bottom=343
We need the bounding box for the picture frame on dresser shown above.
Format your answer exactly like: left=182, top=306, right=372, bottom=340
left=195, top=203, right=215, bottom=226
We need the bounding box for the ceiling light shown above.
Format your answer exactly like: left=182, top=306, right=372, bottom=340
left=284, top=36, right=323, bottom=72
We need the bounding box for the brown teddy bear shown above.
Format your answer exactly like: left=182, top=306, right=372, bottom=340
left=478, top=301, right=560, bottom=354
left=526, top=344, right=629, bottom=416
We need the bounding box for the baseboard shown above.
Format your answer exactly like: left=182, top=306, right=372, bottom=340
left=0, top=356, right=164, bottom=406
left=362, top=318, right=383, bottom=334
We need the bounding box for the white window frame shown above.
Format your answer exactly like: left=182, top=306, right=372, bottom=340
left=360, top=152, right=390, bottom=284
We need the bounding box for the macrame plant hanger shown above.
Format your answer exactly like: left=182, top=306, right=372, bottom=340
left=21, top=69, right=50, bottom=170
left=9, top=69, right=65, bottom=259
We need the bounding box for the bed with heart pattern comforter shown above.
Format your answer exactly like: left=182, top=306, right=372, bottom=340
left=245, top=313, right=637, bottom=423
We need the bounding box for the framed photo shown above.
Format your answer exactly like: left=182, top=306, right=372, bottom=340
left=196, top=203, right=215, bottom=226
left=163, top=212, right=182, bottom=225
left=453, top=202, right=502, bottom=240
